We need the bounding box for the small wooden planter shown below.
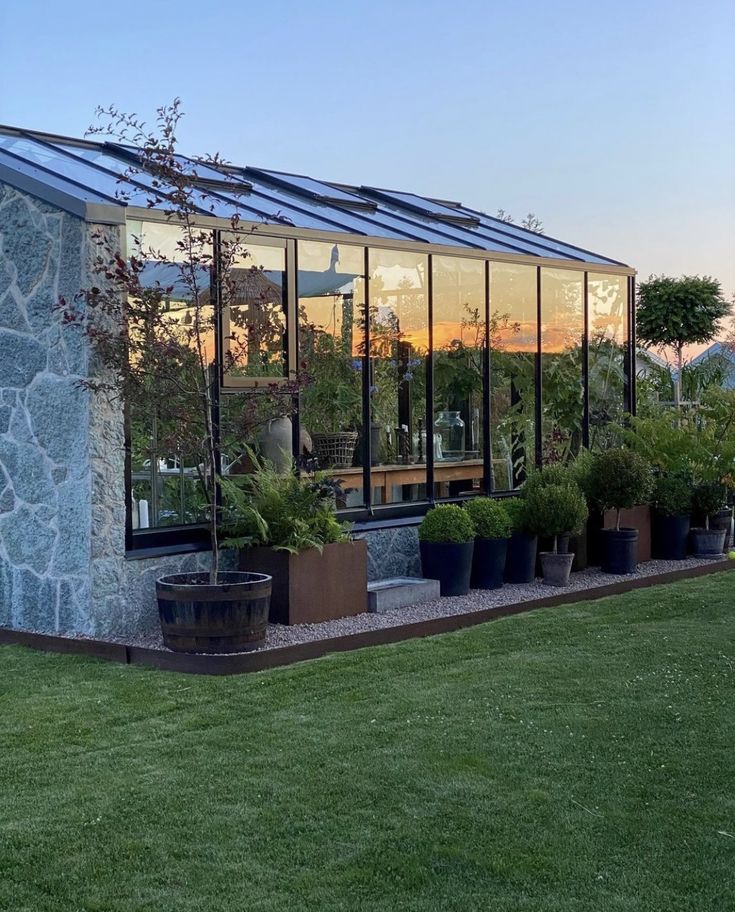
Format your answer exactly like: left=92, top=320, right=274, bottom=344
left=239, top=540, right=368, bottom=625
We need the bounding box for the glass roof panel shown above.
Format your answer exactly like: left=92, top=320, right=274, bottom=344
left=247, top=168, right=371, bottom=204
left=0, top=147, right=121, bottom=205
left=0, top=127, right=628, bottom=266
left=0, top=135, right=151, bottom=203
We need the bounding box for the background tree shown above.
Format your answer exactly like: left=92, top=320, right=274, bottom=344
left=636, top=275, right=730, bottom=407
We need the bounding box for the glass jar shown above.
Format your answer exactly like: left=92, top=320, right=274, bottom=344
left=434, top=411, right=465, bottom=461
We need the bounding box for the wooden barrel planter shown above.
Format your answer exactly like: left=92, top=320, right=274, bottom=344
left=156, top=571, right=272, bottom=654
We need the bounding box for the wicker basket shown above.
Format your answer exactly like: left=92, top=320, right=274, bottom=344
left=312, top=431, right=359, bottom=469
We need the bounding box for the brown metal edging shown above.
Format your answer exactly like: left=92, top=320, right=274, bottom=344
left=1, top=560, right=733, bottom=676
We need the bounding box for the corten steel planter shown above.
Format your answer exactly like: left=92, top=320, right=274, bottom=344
left=690, top=527, right=727, bottom=558
left=600, top=528, right=639, bottom=575
left=539, top=552, right=574, bottom=587
left=156, top=571, right=272, bottom=654
left=470, top=538, right=508, bottom=590
left=420, top=540, right=474, bottom=596
left=504, top=533, right=538, bottom=584
left=652, top=512, right=691, bottom=561
left=239, top=540, right=367, bottom=625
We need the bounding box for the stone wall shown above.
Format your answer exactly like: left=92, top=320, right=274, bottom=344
left=0, top=185, right=94, bottom=632
left=356, top=526, right=422, bottom=581
left=0, top=189, right=216, bottom=637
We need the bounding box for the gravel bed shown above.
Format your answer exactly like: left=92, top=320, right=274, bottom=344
left=95, top=555, right=726, bottom=654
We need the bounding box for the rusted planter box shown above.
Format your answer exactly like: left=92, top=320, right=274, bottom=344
left=238, top=540, right=368, bottom=625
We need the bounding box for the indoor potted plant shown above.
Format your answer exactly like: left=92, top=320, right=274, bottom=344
left=225, top=454, right=368, bottom=624
left=651, top=472, right=693, bottom=560
left=503, top=497, right=538, bottom=584
left=524, top=483, right=588, bottom=587
left=464, top=497, right=511, bottom=590
left=690, top=480, right=728, bottom=557
left=299, top=327, right=362, bottom=469
left=418, top=505, right=476, bottom=596
left=588, top=448, right=653, bottom=574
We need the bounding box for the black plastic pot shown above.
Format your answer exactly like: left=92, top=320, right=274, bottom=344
left=539, top=551, right=574, bottom=587
left=709, top=508, right=733, bottom=553
left=600, top=527, right=639, bottom=574
left=471, top=538, right=508, bottom=590
left=652, top=512, right=690, bottom=560
left=420, top=540, right=474, bottom=596
left=156, top=571, right=272, bottom=654
left=690, top=527, right=727, bottom=558
left=504, top=533, right=538, bottom=584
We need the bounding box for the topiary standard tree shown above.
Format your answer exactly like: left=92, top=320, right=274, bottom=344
left=636, top=275, right=731, bottom=407
left=588, top=448, right=653, bottom=531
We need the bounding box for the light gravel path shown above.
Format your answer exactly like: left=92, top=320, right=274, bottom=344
left=108, top=555, right=727, bottom=654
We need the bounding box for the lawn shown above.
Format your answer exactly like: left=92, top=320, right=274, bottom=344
left=1, top=574, right=733, bottom=912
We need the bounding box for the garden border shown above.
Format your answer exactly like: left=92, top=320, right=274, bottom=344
left=2, top=560, right=733, bottom=676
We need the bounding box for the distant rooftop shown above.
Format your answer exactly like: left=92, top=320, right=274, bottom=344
left=0, top=124, right=628, bottom=268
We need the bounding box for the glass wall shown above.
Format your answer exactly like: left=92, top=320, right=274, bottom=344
left=126, top=220, right=214, bottom=530
left=369, top=248, right=429, bottom=504
left=222, top=236, right=288, bottom=382
left=588, top=273, right=628, bottom=449
left=540, top=268, right=584, bottom=464
left=489, top=263, right=537, bottom=489
left=432, top=256, right=486, bottom=497
left=123, top=220, right=635, bottom=543
left=298, top=241, right=366, bottom=508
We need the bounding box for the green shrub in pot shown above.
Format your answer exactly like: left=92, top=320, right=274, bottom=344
left=651, top=471, right=694, bottom=561
left=464, top=498, right=511, bottom=590
left=524, top=483, right=588, bottom=587
left=587, top=448, right=653, bottom=574
left=502, top=497, right=538, bottom=584
left=418, top=505, right=476, bottom=596
left=691, top=480, right=728, bottom=557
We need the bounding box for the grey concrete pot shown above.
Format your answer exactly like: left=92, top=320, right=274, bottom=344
left=539, top=551, right=575, bottom=587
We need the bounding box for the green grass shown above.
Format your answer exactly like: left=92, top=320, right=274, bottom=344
left=1, top=574, right=734, bottom=912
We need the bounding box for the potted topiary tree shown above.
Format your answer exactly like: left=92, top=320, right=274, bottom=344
left=503, top=497, right=538, bottom=584
left=651, top=472, right=693, bottom=560
left=524, top=483, right=588, bottom=587
left=418, top=505, right=476, bottom=596
left=464, top=498, right=511, bottom=590
left=588, top=449, right=653, bottom=574
left=691, top=480, right=728, bottom=557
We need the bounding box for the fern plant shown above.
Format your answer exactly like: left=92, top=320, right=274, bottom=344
left=221, top=451, right=350, bottom=554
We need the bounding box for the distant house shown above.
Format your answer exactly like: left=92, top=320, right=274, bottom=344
left=687, top=342, right=735, bottom=390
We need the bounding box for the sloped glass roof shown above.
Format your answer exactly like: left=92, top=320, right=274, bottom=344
left=0, top=125, right=628, bottom=267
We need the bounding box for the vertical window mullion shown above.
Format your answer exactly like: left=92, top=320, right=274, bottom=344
left=484, top=259, right=492, bottom=494
left=582, top=271, right=590, bottom=449
left=535, top=266, right=543, bottom=468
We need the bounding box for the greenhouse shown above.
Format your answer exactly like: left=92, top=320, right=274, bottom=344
left=0, top=124, right=635, bottom=637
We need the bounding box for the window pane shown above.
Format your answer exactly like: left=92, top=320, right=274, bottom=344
left=489, top=263, right=537, bottom=489
left=369, top=248, right=428, bottom=505
left=541, top=268, right=584, bottom=464
left=126, top=221, right=214, bottom=530
left=298, top=241, right=366, bottom=509
left=432, top=256, right=486, bottom=498
left=222, top=237, right=288, bottom=381
left=588, top=273, right=628, bottom=449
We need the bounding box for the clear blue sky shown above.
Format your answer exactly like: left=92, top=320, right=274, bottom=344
left=1, top=0, right=733, bottom=302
